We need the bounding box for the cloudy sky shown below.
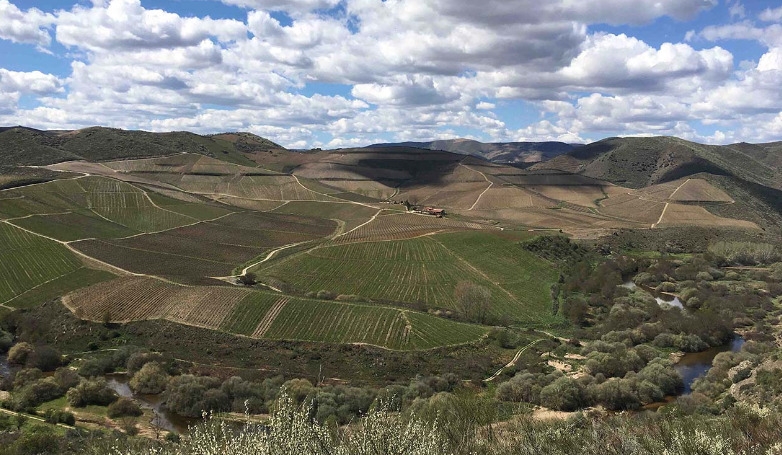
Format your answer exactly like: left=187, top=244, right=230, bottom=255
left=1, top=0, right=782, bottom=148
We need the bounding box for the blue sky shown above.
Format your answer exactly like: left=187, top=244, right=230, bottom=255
left=1, top=0, right=782, bottom=148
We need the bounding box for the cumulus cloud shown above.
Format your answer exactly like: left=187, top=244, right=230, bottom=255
left=0, top=0, right=54, bottom=47
left=2, top=0, right=781, bottom=146
left=222, top=0, right=341, bottom=14
left=558, top=34, right=732, bottom=92
left=55, top=0, right=246, bottom=52
left=0, top=69, right=62, bottom=95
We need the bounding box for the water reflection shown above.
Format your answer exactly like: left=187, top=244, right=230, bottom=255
left=106, top=374, right=199, bottom=434
left=676, top=337, right=745, bottom=394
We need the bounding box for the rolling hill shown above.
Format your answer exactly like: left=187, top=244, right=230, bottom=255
left=529, top=136, right=782, bottom=230
left=371, top=138, right=577, bottom=164
left=532, top=136, right=782, bottom=190
left=0, top=125, right=780, bottom=353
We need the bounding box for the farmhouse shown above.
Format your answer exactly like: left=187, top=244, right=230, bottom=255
left=423, top=207, right=446, bottom=217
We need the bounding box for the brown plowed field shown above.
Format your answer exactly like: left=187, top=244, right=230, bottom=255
left=64, top=276, right=249, bottom=328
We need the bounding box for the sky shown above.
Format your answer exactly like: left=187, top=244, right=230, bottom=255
left=1, top=1, right=782, bottom=148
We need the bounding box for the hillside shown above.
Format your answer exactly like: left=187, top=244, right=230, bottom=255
left=532, top=136, right=782, bottom=190
left=0, top=126, right=281, bottom=167
left=371, top=139, right=576, bottom=163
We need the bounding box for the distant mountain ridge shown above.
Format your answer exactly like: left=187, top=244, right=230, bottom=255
left=0, top=126, right=283, bottom=167
left=369, top=139, right=578, bottom=164
left=531, top=136, right=782, bottom=190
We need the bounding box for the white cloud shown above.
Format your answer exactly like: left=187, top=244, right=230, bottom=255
left=729, top=1, right=745, bottom=19
left=558, top=34, right=732, bottom=92
left=222, top=0, right=341, bottom=14
left=759, top=6, right=782, bottom=23
left=3, top=0, right=781, bottom=147
left=55, top=0, right=246, bottom=52
left=0, top=69, right=62, bottom=95
left=0, top=0, right=53, bottom=47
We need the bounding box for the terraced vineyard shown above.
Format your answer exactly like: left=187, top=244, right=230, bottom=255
left=259, top=234, right=559, bottom=324
left=228, top=293, right=488, bottom=349
left=63, top=276, right=251, bottom=325
left=259, top=238, right=479, bottom=309
left=273, top=201, right=379, bottom=233
left=0, top=222, right=84, bottom=304
left=0, top=176, right=222, bottom=236
left=219, top=292, right=281, bottom=335
left=12, top=212, right=139, bottom=241
left=434, top=231, right=561, bottom=325
left=63, top=278, right=486, bottom=350
left=334, top=212, right=486, bottom=243
left=3, top=267, right=114, bottom=309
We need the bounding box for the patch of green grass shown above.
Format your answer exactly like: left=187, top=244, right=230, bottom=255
left=4, top=267, right=115, bottom=309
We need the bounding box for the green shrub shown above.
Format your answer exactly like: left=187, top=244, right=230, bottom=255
left=539, top=377, right=584, bottom=411
left=7, top=342, right=34, bottom=365
left=129, top=362, right=169, bottom=394
left=108, top=397, right=143, bottom=418
left=66, top=378, right=118, bottom=407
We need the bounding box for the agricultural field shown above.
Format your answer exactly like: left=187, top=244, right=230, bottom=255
left=525, top=185, right=609, bottom=208
left=273, top=201, right=378, bottom=233
left=470, top=186, right=554, bottom=210
left=259, top=233, right=561, bottom=325
left=70, top=211, right=335, bottom=284
left=211, top=196, right=287, bottom=212
left=314, top=179, right=397, bottom=200
left=3, top=267, right=115, bottom=309
left=596, top=192, right=667, bottom=225
left=433, top=231, right=561, bottom=325
left=11, top=212, right=139, bottom=241
left=246, top=294, right=488, bottom=350
left=228, top=175, right=331, bottom=201
left=294, top=162, right=411, bottom=181
left=398, top=182, right=491, bottom=210
left=219, top=292, right=281, bottom=335
left=63, top=276, right=250, bottom=327
left=668, top=178, right=734, bottom=203
left=63, top=278, right=486, bottom=350
left=657, top=204, right=760, bottom=229
left=0, top=176, right=244, bottom=240
left=334, top=211, right=486, bottom=243
left=0, top=222, right=84, bottom=304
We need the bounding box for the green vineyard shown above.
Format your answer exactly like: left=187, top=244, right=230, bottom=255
left=224, top=291, right=489, bottom=350
left=259, top=233, right=561, bottom=325
left=0, top=222, right=84, bottom=303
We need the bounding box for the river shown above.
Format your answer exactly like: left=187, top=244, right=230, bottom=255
left=621, top=281, right=684, bottom=309
left=675, top=336, right=745, bottom=394
left=105, top=374, right=198, bottom=434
